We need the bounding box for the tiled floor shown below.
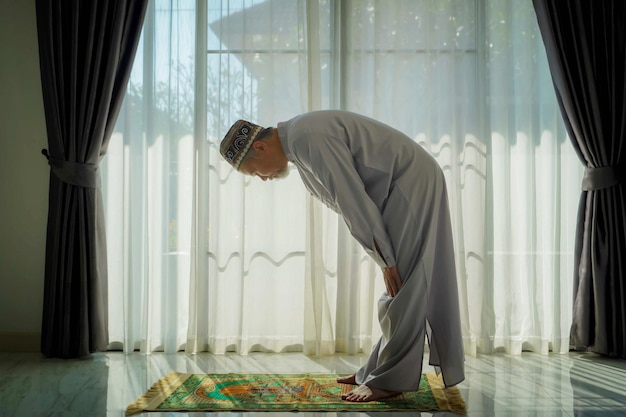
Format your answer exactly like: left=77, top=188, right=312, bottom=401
left=1, top=350, right=625, bottom=416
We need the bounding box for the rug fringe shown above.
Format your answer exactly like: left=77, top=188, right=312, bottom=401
left=426, top=373, right=467, bottom=416
left=125, top=372, right=189, bottom=416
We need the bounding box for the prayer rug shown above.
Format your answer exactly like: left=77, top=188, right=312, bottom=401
left=126, top=372, right=467, bottom=415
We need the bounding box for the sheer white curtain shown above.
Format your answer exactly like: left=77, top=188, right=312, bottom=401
left=102, top=0, right=196, bottom=353
left=103, top=0, right=582, bottom=356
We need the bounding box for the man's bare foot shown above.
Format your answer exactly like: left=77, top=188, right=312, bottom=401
left=336, top=374, right=357, bottom=385
left=341, top=384, right=401, bottom=402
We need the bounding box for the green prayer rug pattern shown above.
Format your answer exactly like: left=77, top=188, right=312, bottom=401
left=126, top=372, right=467, bottom=415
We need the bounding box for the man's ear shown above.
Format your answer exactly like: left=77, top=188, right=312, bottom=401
left=252, top=140, right=268, bottom=152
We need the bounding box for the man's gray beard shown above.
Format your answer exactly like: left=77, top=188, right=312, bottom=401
left=272, top=165, right=290, bottom=180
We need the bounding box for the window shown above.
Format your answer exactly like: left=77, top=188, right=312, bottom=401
left=103, top=0, right=581, bottom=355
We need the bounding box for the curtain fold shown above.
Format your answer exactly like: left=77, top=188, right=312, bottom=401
left=36, top=0, right=147, bottom=358
left=533, top=0, right=626, bottom=358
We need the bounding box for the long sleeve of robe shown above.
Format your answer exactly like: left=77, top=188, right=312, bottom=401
left=277, top=110, right=465, bottom=391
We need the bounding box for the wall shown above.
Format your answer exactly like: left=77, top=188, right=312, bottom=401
left=0, top=0, right=48, bottom=351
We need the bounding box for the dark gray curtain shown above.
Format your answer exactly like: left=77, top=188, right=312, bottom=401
left=36, top=0, right=147, bottom=358
left=533, top=0, right=626, bottom=358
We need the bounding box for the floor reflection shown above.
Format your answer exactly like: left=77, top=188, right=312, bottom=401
left=0, top=351, right=624, bottom=416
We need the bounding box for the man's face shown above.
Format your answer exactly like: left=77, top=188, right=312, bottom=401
left=239, top=149, right=289, bottom=181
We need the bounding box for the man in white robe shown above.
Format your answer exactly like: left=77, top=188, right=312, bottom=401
left=220, top=110, right=465, bottom=402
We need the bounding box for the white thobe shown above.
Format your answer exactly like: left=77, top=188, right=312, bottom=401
left=277, top=110, right=465, bottom=391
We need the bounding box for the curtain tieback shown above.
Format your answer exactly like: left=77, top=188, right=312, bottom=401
left=582, top=164, right=625, bottom=191
left=41, top=149, right=101, bottom=188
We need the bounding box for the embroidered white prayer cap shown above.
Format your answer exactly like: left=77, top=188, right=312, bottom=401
left=220, top=119, right=265, bottom=170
